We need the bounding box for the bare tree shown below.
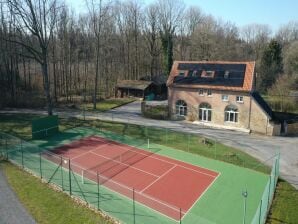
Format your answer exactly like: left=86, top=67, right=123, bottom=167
left=5, top=0, right=63, bottom=115
left=156, top=0, right=185, bottom=75
left=241, top=23, right=271, bottom=60
left=143, top=3, right=160, bottom=78
left=86, top=0, right=111, bottom=109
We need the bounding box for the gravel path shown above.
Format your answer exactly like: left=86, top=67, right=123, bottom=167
left=0, top=166, right=36, bottom=224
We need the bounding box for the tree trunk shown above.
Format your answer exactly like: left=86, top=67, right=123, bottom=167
left=93, top=37, right=100, bottom=109
left=42, top=52, right=53, bottom=115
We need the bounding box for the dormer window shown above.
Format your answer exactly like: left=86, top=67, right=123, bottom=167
left=193, top=70, right=198, bottom=76
left=188, top=70, right=193, bottom=77
left=224, top=71, right=229, bottom=79
left=178, top=71, right=185, bottom=76
left=201, top=70, right=215, bottom=78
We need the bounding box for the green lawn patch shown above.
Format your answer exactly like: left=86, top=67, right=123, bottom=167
left=0, top=161, right=112, bottom=224
left=81, top=98, right=135, bottom=112
left=142, top=105, right=169, bottom=120
left=267, top=179, right=298, bottom=224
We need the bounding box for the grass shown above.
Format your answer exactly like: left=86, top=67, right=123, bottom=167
left=0, top=161, right=112, bottom=224
left=81, top=98, right=135, bottom=112
left=0, top=113, right=297, bottom=223
left=267, top=179, right=298, bottom=224
left=142, top=105, right=169, bottom=120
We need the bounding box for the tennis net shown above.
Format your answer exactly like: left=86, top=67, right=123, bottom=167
left=83, top=146, right=156, bottom=184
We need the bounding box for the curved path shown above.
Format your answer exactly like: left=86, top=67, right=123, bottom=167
left=0, top=166, right=36, bottom=224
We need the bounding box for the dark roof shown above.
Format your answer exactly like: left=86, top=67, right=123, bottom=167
left=140, top=74, right=167, bottom=85
left=167, top=61, right=255, bottom=92
left=116, top=80, right=153, bottom=90
left=174, top=63, right=246, bottom=87
left=251, top=91, right=273, bottom=119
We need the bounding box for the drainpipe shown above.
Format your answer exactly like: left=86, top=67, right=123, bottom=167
left=248, top=93, right=252, bottom=130
left=266, top=118, right=269, bottom=135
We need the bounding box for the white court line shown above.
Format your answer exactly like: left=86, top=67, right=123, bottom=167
left=181, top=172, right=221, bottom=219
left=89, top=151, right=160, bottom=178
left=70, top=143, right=109, bottom=161
left=140, top=164, right=177, bottom=193
left=110, top=141, right=218, bottom=178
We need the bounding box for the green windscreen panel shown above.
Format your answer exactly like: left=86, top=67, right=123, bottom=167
left=32, top=115, right=59, bottom=139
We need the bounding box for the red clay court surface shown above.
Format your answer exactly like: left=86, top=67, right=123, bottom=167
left=46, top=136, right=219, bottom=221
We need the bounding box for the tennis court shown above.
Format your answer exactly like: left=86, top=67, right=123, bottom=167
left=43, top=135, right=219, bottom=221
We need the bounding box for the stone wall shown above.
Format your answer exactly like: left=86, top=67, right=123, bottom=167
left=168, top=87, right=251, bottom=128
left=168, top=86, right=278, bottom=135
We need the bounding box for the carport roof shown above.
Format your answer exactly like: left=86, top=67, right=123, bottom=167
left=116, top=80, right=153, bottom=90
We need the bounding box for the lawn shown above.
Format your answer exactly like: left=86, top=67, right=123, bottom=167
left=0, top=113, right=297, bottom=224
left=81, top=98, right=135, bottom=112
left=0, top=161, right=112, bottom=224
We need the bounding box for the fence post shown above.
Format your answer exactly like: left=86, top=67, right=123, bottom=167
left=5, top=138, right=8, bottom=160
left=214, top=139, right=217, bottom=159
left=97, top=172, right=100, bottom=210
left=187, top=134, right=190, bottom=152
left=267, top=176, right=272, bottom=210
left=39, top=152, right=42, bottom=179
left=180, top=208, right=182, bottom=224
left=259, top=199, right=262, bottom=224
left=68, top=159, right=72, bottom=195
left=21, top=140, right=24, bottom=168
left=133, top=188, right=136, bottom=224
left=60, top=157, right=64, bottom=191
left=165, top=128, right=168, bottom=144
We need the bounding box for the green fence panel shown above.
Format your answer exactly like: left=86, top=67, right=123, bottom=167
left=32, top=115, right=59, bottom=139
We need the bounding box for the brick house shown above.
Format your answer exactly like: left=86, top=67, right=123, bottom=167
left=167, top=61, right=281, bottom=135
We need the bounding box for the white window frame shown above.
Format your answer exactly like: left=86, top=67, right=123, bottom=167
left=236, top=96, right=244, bottom=103
left=199, top=103, right=212, bottom=122
left=198, top=89, right=204, bottom=96
left=224, top=106, right=239, bottom=123
left=175, top=100, right=187, bottom=117
left=207, top=89, right=212, bottom=97
left=222, top=95, right=229, bottom=101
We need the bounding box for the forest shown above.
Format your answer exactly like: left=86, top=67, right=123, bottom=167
left=0, top=0, right=297, bottom=114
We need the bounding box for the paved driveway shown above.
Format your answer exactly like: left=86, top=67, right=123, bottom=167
left=0, top=166, right=36, bottom=224
left=1, top=101, right=298, bottom=189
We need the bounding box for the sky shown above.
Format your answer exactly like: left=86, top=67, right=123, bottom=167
left=65, top=0, right=298, bottom=32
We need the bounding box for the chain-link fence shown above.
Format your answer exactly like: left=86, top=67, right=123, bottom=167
left=0, top=121, right=280, bottom=224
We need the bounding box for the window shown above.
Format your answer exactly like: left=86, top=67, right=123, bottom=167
left=222, top=95, right=229, bottom=101
left=189, top=70, right=199, bottom=77
left=224, top=105, right=239, bottom=123
left=207, top=89, right=212, bottom=96
left=201, top=70, right=215, bottom=78
left=198, top=89, right=204, bottom=96
left=175, top=100, right=187, bottom=116
left=199, top=103, right=212, bottom=122
left=224, top=71, right=229, bottom=79
left=236, top=96, right=244, bottom=103
left=178, top=71, right=185, bottom=76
